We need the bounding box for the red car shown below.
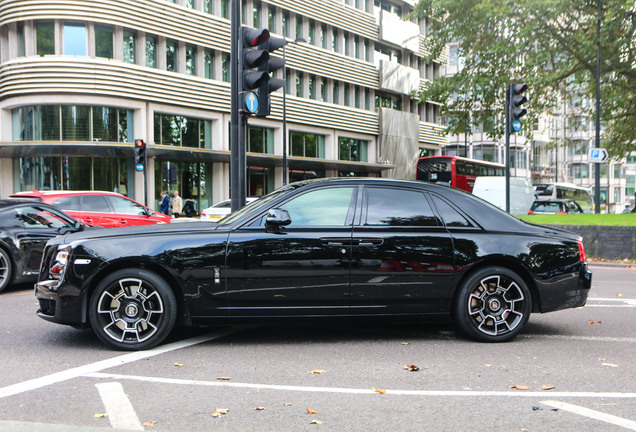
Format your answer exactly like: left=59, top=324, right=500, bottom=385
left=9, top=190, right=171, bottom=228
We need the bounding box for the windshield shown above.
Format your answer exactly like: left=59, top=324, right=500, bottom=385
left=218, top=185, right=295, bottom=225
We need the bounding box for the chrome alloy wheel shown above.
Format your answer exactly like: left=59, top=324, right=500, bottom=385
left=467, top=275, right=525, bottom=337
left=95, top=277, right=165, bottom=343
left=0, top=249, right=11, bottom=292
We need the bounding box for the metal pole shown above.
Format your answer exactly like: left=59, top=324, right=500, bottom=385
left=594, top=0, right=601, bottom=213
left=505, top=84, right=510, bottom=213
left=230, top=0, right=240, bottom=212
left=282, top=44, right=288, bottom=185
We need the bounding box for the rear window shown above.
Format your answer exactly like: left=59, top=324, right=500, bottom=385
left=531, top=202, right=562, bottom=212
left=53, top=196, right=81, bottom=211
left=365, top=188, right=439, bottom=227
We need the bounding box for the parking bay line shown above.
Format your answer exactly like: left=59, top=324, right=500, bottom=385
left=84, top=372, right=636, bottom=400
left=0, top=326, right=250, bottom=400
left=95, top=382, right=143, bottom=431
left=542, top=400, right=636, bottom=431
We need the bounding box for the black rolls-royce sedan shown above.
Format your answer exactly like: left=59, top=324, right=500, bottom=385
left=35, top=178, right=592, bottom=350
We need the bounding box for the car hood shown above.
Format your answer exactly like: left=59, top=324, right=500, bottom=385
left=54, top=221, right=223, bottom=245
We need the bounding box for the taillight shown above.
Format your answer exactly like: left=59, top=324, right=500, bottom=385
left=557, top=211, right=566, bottom=215
left=527, top=210, right=534, bottom=214
left=578, top=240, right=586, bottom=262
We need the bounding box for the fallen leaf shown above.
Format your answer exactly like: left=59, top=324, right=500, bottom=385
left=285, top=402, right=293, bottom=407
left=216, top=376, right=232, bottom=380
left=617, top=293, right=623, bottom=297
left=143, top=420, right=158, bottom=427
left=174, top=362, right=184, bottom=367
left=401, top=342, right=412, bottom=345
left=597, top=320, right=603, bottom=324
left=403, top=364, right=420, bottom=372
left=373, top=387, right=387, bottom=394
left=587, top=320, right=595, bottom=324
left=94, top=413, right=108, bottom=418
left=255, top=406, right=266, bottom=411
left=509, top=385, right=530, bottom=390
left=483, top=364, right=493, bottom=367
left=602, top=363, right=619, bottom=367
left=212, top=408, right=230, bottom=417
left=541, top=385, right=555, bottom=390
left=310, top=420, right=323, bottom=425
left=306, top=406, right=318, bottom=415
left=309, top=369, right=326, bottom=374
left=274, top=294, right=286, bottom=298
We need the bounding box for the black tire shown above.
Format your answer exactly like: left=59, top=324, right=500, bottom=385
left=454, top=266, right=531, bottom=342
left=89, top=269, right=177, bottom=350
left=0, top=248, right=12, bottom=293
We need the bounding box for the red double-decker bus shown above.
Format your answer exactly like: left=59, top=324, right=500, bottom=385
left=416, top=156, right=505, bottom=192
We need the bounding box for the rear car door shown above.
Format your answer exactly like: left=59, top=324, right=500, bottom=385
left=79, top=195, right=120, bottom=227
left=224, top=185, right=357, bottom=316
left=104, top=195, right=155, bottom=226
left=350, top=186, right=456, bottom=316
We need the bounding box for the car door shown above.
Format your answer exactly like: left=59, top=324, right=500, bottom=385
left=14, top=205, right=75, bottom=277
left=224, top=185, right=357, bottom=317
left=350, top=186, right=456, bottom=315
left=104, top=195, right=155, bottom=226
left=78, top=195, right=120, bottom=227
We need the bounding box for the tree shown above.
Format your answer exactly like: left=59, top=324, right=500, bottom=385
left=411, top=0, right=636, bottom=157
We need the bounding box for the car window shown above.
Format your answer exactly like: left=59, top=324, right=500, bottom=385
left=16, top=206, right=73, bottom=229
left=53, top=196, right=82, bottom=211
left=80, top=195, right=111, bottom=212
left=105, top=196, right=147, bottom=215
left=532, top=202, right=560, bottom=212
left=0, top=209, right=23, bottom=228
left=365, top=188, right=438, bottom=226
left=213, top=200, right=232, bottom=209
left=429, top=195, right=473, bottom=227
left=280, top=187, right=355, bottom=226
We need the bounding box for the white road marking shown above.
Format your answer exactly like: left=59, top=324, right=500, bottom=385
left=85, top=372, right=636, bottom=399
left=0, top=326, right=249, bottom=399
left=587, top=297, right=636, bottom=307
left=95, top=382, right=143, bottom=431
left=542, top=400, right=636, bottom=431
left=520, top=334, right=636, bottom=343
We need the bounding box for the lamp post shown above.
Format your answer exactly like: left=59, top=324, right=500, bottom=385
left=282, top=37, right=306, bottom=185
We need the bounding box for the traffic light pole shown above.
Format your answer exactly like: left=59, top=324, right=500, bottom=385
left=505, top=85, right=511, bottom=214
left=230, top=0, right=245, bottom=212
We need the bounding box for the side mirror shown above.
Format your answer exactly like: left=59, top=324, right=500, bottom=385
left=265, top=208, right=291, bottom=233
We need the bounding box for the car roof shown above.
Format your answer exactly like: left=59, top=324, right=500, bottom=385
left=10, top=190, right=125, bottom=198
left=0, top=199, right=67, bottom=212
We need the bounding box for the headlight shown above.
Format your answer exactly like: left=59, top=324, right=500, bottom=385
left=49, top=246, right=71, bottom=280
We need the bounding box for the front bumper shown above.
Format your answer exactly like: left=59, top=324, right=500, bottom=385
left=35, top=280, right=85, bottom=327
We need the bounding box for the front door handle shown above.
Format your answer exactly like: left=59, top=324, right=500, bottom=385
left=355, top=238, right=384, bottom=246
left=320, top=237, right=356, bottom=246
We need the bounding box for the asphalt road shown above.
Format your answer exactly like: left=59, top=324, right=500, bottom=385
left=0, top=265, right=634, bottom=432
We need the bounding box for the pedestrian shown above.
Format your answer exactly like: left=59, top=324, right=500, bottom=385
left=159, top=191, right=170, bottom=215
left=172, top=190, right=183, bottom=218
left=182, top=198, right=196, bottom=218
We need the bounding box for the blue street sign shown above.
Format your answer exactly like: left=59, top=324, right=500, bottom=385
left=512, top=119, right=522, bottom=132
left=244, top=92, right=259, bottom=113
left=136, top=163, right=144, bottom=172
left=588, top=148, right=608, bottom=163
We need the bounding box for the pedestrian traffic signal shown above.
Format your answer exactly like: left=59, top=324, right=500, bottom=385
left=134, top=139, right=146, bottom=172
left=255, top=36, right=287, bottom=117
left=508, top=83, right=528, bottom=134
left=240, top=27, right=271, bottom=94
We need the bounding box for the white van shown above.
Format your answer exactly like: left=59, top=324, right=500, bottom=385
left=472, top=176, right=535, bottom=216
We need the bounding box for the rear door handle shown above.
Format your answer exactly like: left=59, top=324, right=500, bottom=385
left=356, top=238, right=384, bottom=246
left=320, top=237, right=356, bottom=246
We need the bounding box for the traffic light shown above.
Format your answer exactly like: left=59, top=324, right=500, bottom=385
left=134, top=139, right=146, bottom=172
left=508, top=83, right=528, bottom=133
left=240, top=27, right=271, bottom=103
left=255, top=36, right=287, bottom=117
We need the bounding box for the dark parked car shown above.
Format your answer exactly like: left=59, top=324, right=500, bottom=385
left=0, top=199, right=89, bottom=292
left=528, top=199, right=584, bottom=215
left=35, top=178, right=592, bottom=350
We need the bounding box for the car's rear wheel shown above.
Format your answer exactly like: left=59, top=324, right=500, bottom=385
left=0, top=248, right=12, bottom=292
left=89, top=269, right=177, bottom=350
left=454, top=267, right=531, bottom=342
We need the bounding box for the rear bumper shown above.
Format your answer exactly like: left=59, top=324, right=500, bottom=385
left=537, top=263, right=592, bottom=313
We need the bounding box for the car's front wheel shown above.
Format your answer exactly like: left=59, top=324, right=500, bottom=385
left=454, top=267, right=531, bottom=342
left=0, top=248, right=12, bottom=292
left=89, top=269, right=177, bottom=350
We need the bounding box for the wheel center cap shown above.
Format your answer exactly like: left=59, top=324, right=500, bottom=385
left=488, top=298, right=501, bottom=311
left=124, top=303, right=139, bottom=318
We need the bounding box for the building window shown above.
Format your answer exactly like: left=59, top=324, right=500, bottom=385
left=320, top=24, right=327, bottom=49
left=17, top=22, right=25, bottom=56
left=123, top=30, right=136, bottom=64
left=204, top=49, right=214, bottom=79
left=344, top=32, right=350, bottom=56
left=282, top=11, right=290, bottom=37
left=221, top=0, right=230, bottom=19
left=13, top=105, right=132, bottom=143
left=146, top=35, right=158, bottom=68
left=296, top=16, right=303, bottom=40
left=63, top=22, right=86, bottom=55
left=221, top=52, right=230, bottom=82
left=308, top=20, right=315, bottom=45
left=353, top=36, right=360, bottom=59
left=375, top=94, right=402, bottom=111
left=344, top=85, right=350, bottom=106
left=290, top=131, right=325, bottom=158
left=166, top=40, right=177, bottom=72
left=154, top=113, right=211, bottom=149
left=185, top=0, right=195, bottom=8
left=204, top=0, right=211, bottom=13
left=95, top=25, right=113, bottom=59
left=268, top=6, right=276, bottom=31
left=296, top=72, right=304, bottom=97
left=320, top=78, right=327, bottom=102
left=247, top=126, right=274, bottom=153
left=253, top=1, right=261, bottom=27
left=333, top=81, right=339, bottom=104
left=186, top=45, right=197, bottom=75
left=339, top=137, right=367, bottom=162
left=308, top=75, right=316, bottom=99
left=36, top=22, right=55, bottom=55
left=332, top=28, right=338, bottom=52
left=365, top=89, right=370, bottom=110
